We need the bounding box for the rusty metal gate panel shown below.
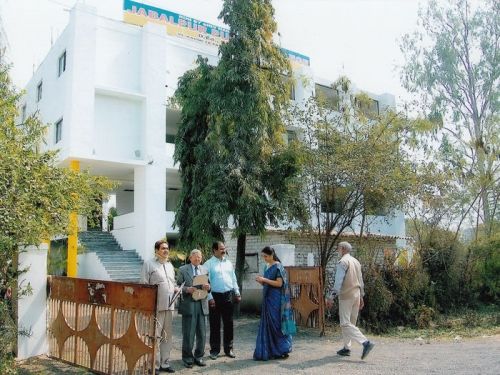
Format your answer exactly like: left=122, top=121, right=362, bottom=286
left=47, top=276, right=157, bottom=375
left=285, top=266, right=325, bottom=334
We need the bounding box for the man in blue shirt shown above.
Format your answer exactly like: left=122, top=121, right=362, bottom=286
left=204, top=241, right=241, bottom=360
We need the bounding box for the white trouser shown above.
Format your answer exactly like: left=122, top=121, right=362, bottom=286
left=155, top=310, right=173, bottom=369
left=338, top=291, right=367, bottom=348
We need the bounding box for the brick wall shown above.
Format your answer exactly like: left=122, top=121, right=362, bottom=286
left=223, top=230, right=398, bottom=295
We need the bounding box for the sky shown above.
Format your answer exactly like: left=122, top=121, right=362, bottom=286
left=0, top=0, right=425, bottom=102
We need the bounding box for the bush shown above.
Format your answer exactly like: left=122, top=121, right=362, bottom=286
left=415, top=305, right=436, bottom=328
left=359, top=253, right=435, bottom=333
left=470, top=233, right=500, bottom=304
left=360, top=262, right=394, bottom=333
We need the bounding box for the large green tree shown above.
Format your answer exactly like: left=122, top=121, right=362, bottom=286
left=292, top=77, right=416, bottom=284
left=400, top=0, right=499, bottom=237
left=0, top=54, right=111, bottom=371
left=174, top=0, right=302, bottom=289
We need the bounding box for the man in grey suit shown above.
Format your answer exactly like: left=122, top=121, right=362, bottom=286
left=177, top=249, right=210, bottom=368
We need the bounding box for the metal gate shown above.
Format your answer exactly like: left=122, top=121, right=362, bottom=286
left=47, top=276, right=157, bottom=374
left=286, top=267, right=325, bottom=334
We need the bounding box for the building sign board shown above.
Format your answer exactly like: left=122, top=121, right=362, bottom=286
left=123, top=0, right=310, bottom=66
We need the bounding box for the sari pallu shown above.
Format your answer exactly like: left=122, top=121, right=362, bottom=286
left=253, top=263, right=296, bottom=361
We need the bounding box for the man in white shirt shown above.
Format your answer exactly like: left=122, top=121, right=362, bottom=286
left=325, top=241, right=374, bottom=360
left=141, top=240, right=177, bottom=374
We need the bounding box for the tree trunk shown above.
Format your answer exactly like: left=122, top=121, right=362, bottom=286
left=359, top=210, right=366, bottom=238
left=234, top=233, right=247, bottom=318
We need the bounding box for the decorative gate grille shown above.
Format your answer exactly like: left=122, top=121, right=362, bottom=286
left=48, top=276, right=157, bottom=374
left=286, top=267, right=325, bottom=334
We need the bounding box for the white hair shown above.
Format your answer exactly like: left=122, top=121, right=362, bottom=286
left=338, top=241, right=352, bottom=253
left=190, top=249, right=202, bottom=257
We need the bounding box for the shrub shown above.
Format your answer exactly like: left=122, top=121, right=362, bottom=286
left=470, top=233, right=500, bottom=304
left=360, top=263, right=394, bottom=333
left=359, top=251, right=435, bottom=333
left=415, top=305, right=436, bottom=328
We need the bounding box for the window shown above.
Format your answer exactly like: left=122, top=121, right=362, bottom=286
left=355, top=97, right=379, bottom=116
left=37, top=81, right=43, bottom=102
left=166, top=187, right=180, bottom=211
left=364, top=190, right=387, bottom=216
left=55, top=118, right=63, bottom=143
left=315, top=84, right=340, bottom=110
left=321, top=186, right=349, bottom=214
left=58, top=51, right=66, bottom=77
left=281, top=75, right=295, bottom=101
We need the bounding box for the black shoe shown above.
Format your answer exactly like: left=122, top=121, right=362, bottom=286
left=361, top=341, right=374, bottom=360
left=209, top=353, right=218, bottom=360
left=182, top=362, right=193, bottom=369
left=194, top=358, right=206, bottom=367
left=159, top=367, right=175, bottom=373
left=225, top=350, right=236, bottom=358
left=337, top=348, right=351, bottom=356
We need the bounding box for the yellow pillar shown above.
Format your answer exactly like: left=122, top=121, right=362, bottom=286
left=67, top=160, right=80, bottom=277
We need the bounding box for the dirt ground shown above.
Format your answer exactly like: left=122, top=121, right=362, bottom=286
left=17, top=315, right=500, bottom=375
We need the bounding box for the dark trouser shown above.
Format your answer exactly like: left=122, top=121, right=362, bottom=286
left=209, top=291, right=234, bottom=355
left=181, top=302, right=206, bottom=364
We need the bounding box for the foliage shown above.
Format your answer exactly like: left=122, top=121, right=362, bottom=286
left=174, top=0, right=303, bottom=290
left=47, top=239, right=68, bottom=276
left=174, top=57, right=224, bottom=246
left=470, top=233, right=500, bottom=303
left=359, top=254, right=434, bottom=333
left=356, top=218, right=499, bottom=333
left=386, top=305, right=500, bottom=339
left=107, top=206, right=118, bottom=231
left=400, top=0, right=500, bottom=238
left=0, top=56, right=112, bottom=367
left=290, top=77, right=416, bottom=283
left=418, top=227, right=467, bottom=310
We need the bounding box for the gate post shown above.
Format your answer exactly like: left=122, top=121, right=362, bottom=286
left=17, top=244, right=49, bottom=360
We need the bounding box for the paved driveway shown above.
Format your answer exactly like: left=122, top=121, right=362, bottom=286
left=18, top=315, right=500, bottom=374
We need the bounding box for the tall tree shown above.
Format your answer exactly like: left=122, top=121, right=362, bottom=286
left=173, top=57, right=223, bottom=249
left=174, top=0, right=303, bottom=289
left=400, top=0, right=499, bottom=237
left=292, top=77, right=416, bottom=284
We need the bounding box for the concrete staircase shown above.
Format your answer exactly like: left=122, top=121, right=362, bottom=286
left=79, top=231, right=143, bottom=283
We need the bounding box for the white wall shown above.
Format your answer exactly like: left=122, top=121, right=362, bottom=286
left=17, top=244, right=49, bottom=360
left=65, top=3, right=97, bottom=159
left=116, top=190, right=134, bottom=214
left=95, top=21, right=142, bottom=92
left=21, top=18, right=71, bottom=156
left=93, top=94, right=143, bottom=160
left=77, top=252, right=110, bottom=280
left=112, top=212, right=137, bottom=251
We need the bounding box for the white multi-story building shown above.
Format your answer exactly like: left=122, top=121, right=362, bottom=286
left=21, top=2, right=406, bottom=281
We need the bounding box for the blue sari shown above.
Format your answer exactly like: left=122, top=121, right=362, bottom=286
left=254, top=263, right=296, bottom=361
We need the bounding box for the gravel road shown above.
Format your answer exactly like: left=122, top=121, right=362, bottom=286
left=18, top=315, right=500, bottom=375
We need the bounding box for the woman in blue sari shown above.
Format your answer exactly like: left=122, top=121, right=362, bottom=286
left=254, top=246, right=296, bottom=361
